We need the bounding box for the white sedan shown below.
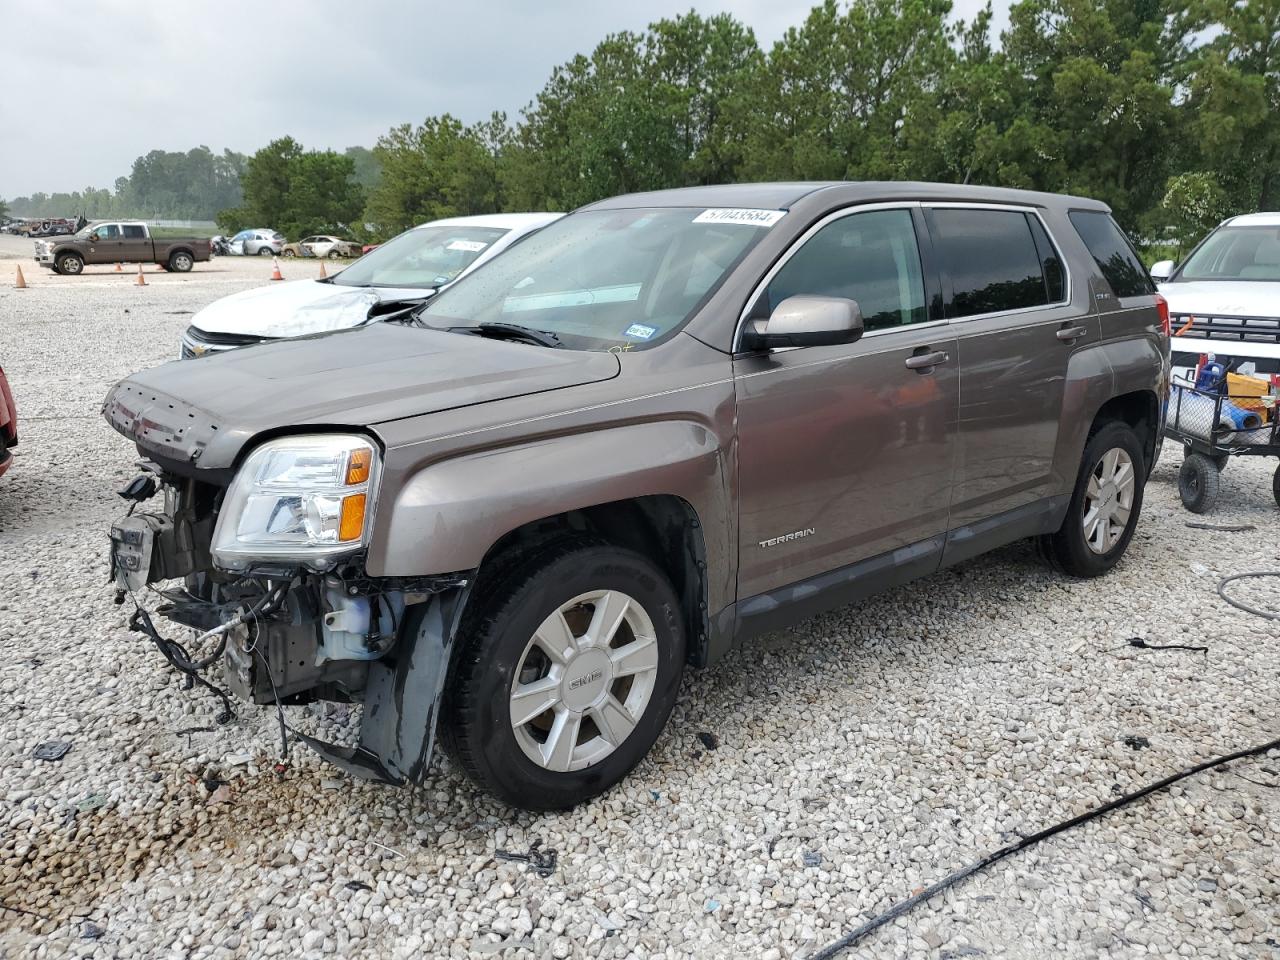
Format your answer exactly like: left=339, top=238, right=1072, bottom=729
left=181, top=213, right=562, bottom=357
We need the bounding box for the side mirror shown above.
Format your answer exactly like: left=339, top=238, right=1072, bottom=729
left=1149, top=259, right=1175, bottom=282
left=741, top=295, right=864, bottom=351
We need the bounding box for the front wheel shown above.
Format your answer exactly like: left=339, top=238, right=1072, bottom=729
left=1179, top=453, right=1220, bottom=514
left=55, top=253, right=83, bottom=276
left=1039, top=421, right=1146, bottom=578
left=442, top=541, right=685, bottom=810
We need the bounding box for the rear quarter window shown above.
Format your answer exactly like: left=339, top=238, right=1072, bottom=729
left=1068, top=210, right=1153, bottom=298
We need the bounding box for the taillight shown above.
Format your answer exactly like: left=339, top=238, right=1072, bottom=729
left=1155, top=293, right=1170, bottom=337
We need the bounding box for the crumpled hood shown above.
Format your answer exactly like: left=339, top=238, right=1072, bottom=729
left=103, top=324, right=620, bottom=471
left=1157, top=280, right=1279, bottom=318
left=190, top=279, right=438, bottom=338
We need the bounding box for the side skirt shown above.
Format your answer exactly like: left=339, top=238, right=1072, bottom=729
left=709, top=496, right=1070, bottom=660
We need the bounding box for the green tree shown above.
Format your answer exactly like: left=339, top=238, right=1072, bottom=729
left=1175, top=0, right=1280, bottom=211
left=736, top=0, right=955, bottom=182
left=219, top=138, right=363, bottom=238
left=1160, top=171, right=1232, bottom=250
left=0, top=197, right=8, bottom=220
left=363, top=115, right=501, bottom=237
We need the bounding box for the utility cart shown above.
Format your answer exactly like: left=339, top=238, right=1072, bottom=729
left=1166, top=363, right=1280, bottom=513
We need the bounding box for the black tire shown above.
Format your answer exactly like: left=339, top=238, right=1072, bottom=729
left=281, top=249, right=296, bottom=258
left=1039, top=421, right=1147, bottom=578
left=1179, top=453, right=1220, bottom=514
left=1271, top=463, right=1280, bottom=510
left=257, top=247, right=274, bottom=257
left=55, top=252, right=83, bottom=276
left=327, top=250, right=341, bottom=260
left=168, top=251, right=193, bottom=273
left=441, top=540, right=685, bottom=810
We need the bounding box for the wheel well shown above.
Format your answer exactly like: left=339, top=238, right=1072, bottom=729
left=476, top=496, right=709, bottom=667
left=1091, top=390, right=1158, bottom=469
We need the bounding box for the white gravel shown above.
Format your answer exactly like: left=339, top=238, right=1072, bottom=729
left=2, top=247, right=1279, bottom=959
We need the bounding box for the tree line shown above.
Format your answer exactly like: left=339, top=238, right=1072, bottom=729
left=6, top=0, right=1278, bottom=251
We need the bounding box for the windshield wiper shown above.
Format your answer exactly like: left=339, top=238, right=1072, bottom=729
left=474, top=322, right=563, bottom=348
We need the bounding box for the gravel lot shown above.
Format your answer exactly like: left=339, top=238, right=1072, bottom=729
left=2, top=243, right=1279, bottom=959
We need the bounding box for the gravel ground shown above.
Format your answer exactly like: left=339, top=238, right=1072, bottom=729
left=1, top=251, right=1279, bottom=960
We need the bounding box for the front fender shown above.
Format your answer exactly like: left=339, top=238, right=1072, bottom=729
left=367, top=419, right=731, bottom=585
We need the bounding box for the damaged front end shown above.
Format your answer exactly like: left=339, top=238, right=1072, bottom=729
left=108, top=455, right=472, bottom=786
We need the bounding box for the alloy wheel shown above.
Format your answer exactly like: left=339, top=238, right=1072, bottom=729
left=509, top=590, right=659, bottom=773
left=1082, top=447, right=1135, bottom=554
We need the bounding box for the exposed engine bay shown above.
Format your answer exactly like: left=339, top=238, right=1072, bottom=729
left=108, top=462, right=471, bottom=784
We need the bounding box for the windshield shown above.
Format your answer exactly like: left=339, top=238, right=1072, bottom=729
left=419, top=207, right=778, bottom=349
left=333, top=224, right=509, bottom=289
left=1179, top=225, right=1280, bottom=282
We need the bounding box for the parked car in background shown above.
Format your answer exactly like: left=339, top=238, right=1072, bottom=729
left=228, top=229, right=285, bottom=257
left=180, top=213, right=562, bottom=357
left=0, top=363, right=17, bottom=479
left=33, top=221, right=212, bottom=274
left=281, top=235, right=363, bottom=259
left=108, top=182, right=1167, bottom=810
left=1151, top=213, right=1280, bottom=382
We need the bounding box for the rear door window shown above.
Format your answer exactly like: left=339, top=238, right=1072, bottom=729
left=762, top=208, right=927, bottom=332
left=121, top=225, right=145, bottom=239
left=1027, top=215, right=1066, bottom=302
left=1068, top=210, right=1153, bottom=298
left=929, top=208, right=1049, bottom=318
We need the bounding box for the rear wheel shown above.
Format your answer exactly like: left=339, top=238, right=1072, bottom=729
left=1179, top=453, right=1220, bottom=514
left=257, top=247, right=273, bottom=257
left=55, top=252, right=83, bottom=276
left=168, top=251, right=193, bottom=273
left=1039, top=421, right=1146, bottom=577
left=442, top=541, right=685, bottom=810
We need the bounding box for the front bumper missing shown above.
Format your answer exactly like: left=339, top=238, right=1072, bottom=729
left=109, top=480, right=472, bottom=786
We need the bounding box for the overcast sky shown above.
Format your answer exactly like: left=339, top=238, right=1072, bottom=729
left=0, top=0, right=1008, bottom=199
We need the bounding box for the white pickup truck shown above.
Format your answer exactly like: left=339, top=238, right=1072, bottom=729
left=1152, top=212, right=1280, bottom=383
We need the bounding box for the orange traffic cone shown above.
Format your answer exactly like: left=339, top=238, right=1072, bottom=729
left=14, top=265, right=27, bottom=289
left=318, top=261, right=327, bottom=279
left=135, top=264, right=147, bottom=287
left=270, top=257, right=284, bottom=281
left=114, top=262, right=122, bottom=272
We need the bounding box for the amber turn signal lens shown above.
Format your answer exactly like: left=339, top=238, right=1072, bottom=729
left=346, top=448, right=372, bottom=485
left=339, top=494, right=366, bottom=542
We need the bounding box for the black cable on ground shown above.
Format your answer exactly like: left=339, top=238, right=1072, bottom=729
left=1217, top=572, right=1280, bottom=621
left=808, top=733, right=1280, bottom=960
left=812, top=568, right=1280, bottom=959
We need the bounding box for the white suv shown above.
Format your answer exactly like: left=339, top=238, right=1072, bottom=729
left=1152, top=213, right=1280, bottom=382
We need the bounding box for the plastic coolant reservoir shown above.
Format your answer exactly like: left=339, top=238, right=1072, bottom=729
left=319, top=580, right=404, bottom=662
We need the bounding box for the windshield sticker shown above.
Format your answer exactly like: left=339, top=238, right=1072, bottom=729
left=503, top=283, right=642, bottom=314
left=625, top=323, right=658, bottom=340
left=447, top=239, right=489, bottom=252
left=692, top=208, right=786, bottom=228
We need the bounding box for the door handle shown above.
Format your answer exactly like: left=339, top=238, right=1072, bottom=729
left=904, top=350, right=949, bottom=372
left=1056, top=325, right=1088, bottom=342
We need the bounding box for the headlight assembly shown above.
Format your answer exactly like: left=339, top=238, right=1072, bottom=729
left=212, top=434, right=380, bottom=571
